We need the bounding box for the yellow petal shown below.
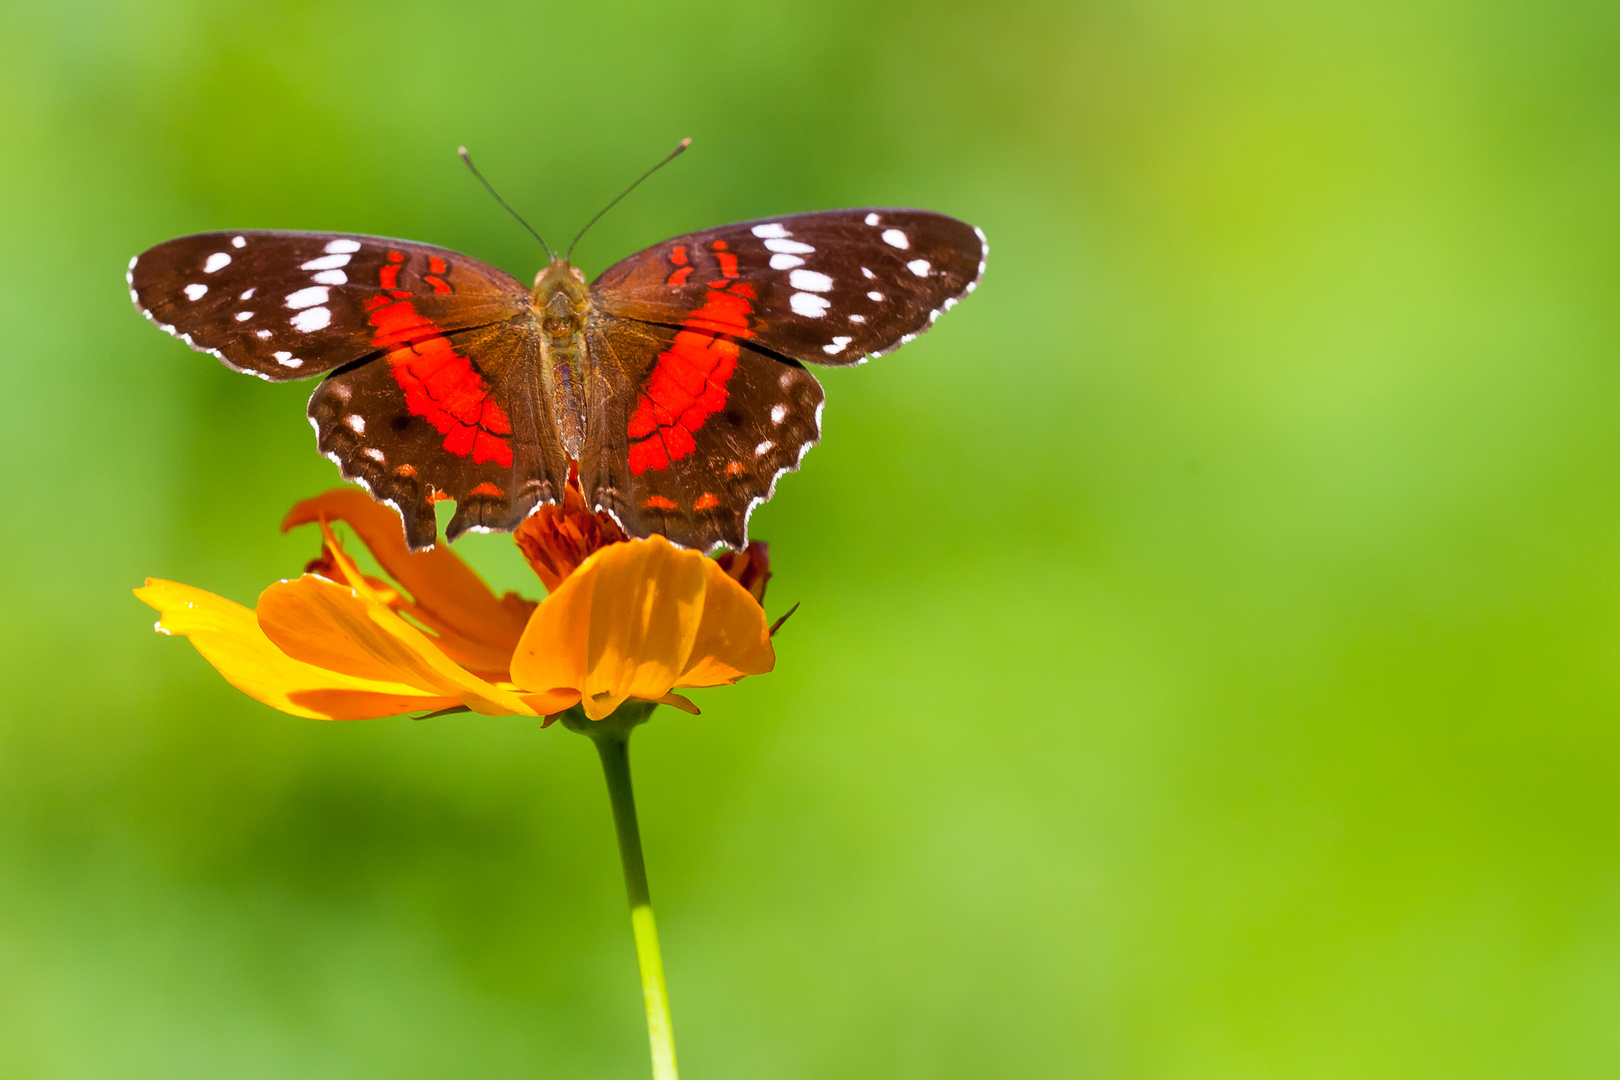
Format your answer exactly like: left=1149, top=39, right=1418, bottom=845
left=257, top=574, right=540, bottom=716
left=283, top=490, right=533, bottom=667
left=134, top=579, right=458, bottom=720
left=509, top=537, right=774, bottom=721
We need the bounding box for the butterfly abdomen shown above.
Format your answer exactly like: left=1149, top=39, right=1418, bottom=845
left=534, top=260, right=593, bottom=459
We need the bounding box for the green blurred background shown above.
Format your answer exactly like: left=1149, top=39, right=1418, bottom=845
left=4, top=0, right=1619, bottom=1076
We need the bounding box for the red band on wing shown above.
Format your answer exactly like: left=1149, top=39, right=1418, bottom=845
left=365, top=255, right=511, bottom=467
left=626, top=328, right=739, bottom=474
left=626, top=270, right=757, bottom=475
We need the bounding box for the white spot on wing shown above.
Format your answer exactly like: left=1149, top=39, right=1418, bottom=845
left=849, top=313, right=866, bottom=323
left=771, top=404, right=786, bottom=423
left=183, top=283, right=207, bottom=300
left=789, top=269, right=833, bottom=292
left=203, top=252, right=231, bottom=273
left=751, top=223, right=789, bottom=238
left=256, top=329, right=272, bottom=339
left=865, top=212, right=880, bottom=225
left=285, top=286, right=329, bottom=309
left=755, top=440, right=774, bottom=456
left=907, top=259, right=931, bottom=276
left=274, top=351, right=302, bottom=368
left=861, top=267, right=875, bottom=279
left=325, top=239, right=362, bottom=254
left=881, top=229, right=909, bottom=249
left=764, top=238, right=814, bottom=254
left=363, top=447, right=385, bottom=462
left=790, top=292, right=829, bottom=317
left=231, top=236, right=246, bottom=248
left=823, top=336, right=852, bottom=355
left=346, top=415, right=366, bottom=433
left=779, top=371, right=794, bottom=388
left=292, top=306, right=331, bottom=332
left=770, top=253, right=805, bottom=270
left=867, top=291, right=884, bottom=302
left=302, top=253, right=352, bottom=270
left=312, top=269, right=348, bottom=285
left=235, top=311, right=253, bottom=321
left=240, top=288, right=255, bottom=300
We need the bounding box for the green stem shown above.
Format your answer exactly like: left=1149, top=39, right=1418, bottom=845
left=563, top=703, right=677, bottom=1080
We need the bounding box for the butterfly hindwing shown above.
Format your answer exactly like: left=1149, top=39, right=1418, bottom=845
left=129, top=230, right=531, bottom=381
left=581, top=316, right=824, bottom=551
left=310, top=316, right=570, bottom=550
left=590, top=209, right=985, bottom=366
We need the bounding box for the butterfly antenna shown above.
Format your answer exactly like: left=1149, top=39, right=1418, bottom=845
left=458, top=146, right=553, bottom=259
left=566, top=138, right=692, bottom=262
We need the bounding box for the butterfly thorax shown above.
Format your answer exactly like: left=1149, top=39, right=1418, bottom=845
left=532, top=259, right=592, bottom=459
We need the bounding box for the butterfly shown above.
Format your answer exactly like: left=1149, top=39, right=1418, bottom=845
left=129, top=188, right=985, bottom=552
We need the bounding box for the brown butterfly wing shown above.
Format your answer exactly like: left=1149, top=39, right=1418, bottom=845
left=309, top=315, right=570, bottom=550
left=129, top=231, right=531, bottom=379
left=591, top=209, right=985, bottom=365
left=580, top=208, right=983, bottom=549
left=580, top=316, right=823, bottom=550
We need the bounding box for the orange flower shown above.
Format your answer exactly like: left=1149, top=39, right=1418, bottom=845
left=135, top=487, right=776, bottom=722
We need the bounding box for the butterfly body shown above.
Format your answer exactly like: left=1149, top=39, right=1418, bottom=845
left=532, top=259, right=593, bottom=458
left=130, top=210, right=986, bottom=552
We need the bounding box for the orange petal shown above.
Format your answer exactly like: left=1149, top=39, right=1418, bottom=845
left=257, top=573, right=541, bottom=717
left=312, top=519, right=524, bottom=676
left=677, top=560, right=776, bottom=688
left=283, top=489, right=533, bottom=667
left=134, top=579, right=458, bottom=720
left=509, top=537, right=774, bottom=721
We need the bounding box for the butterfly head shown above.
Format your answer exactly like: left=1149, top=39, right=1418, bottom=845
left=533, top=258, right=590, bottom=339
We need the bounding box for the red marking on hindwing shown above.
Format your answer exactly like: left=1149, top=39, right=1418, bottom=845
left=667, top=266, right=692, bottom=287
left=468, top=482, right=505, bottom=498
left=379, top=263, right=401, bottom=290
left=429, top=256, right=447, bottom=274
left=424, top=275, right=451, bottom=293
left=669, top=245, right=687, bottom=265
left=643, top=495, right=678, bottom=510
left=694, top=493, right=720, bottom=511
left=367, top=260, right=511, bottom=468
left=626, top=279, right=757, bottom=475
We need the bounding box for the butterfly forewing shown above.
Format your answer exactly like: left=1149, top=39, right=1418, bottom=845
left=590, top=209, right=985, bottom=366
left=129, top=231, right=531, bottom=380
